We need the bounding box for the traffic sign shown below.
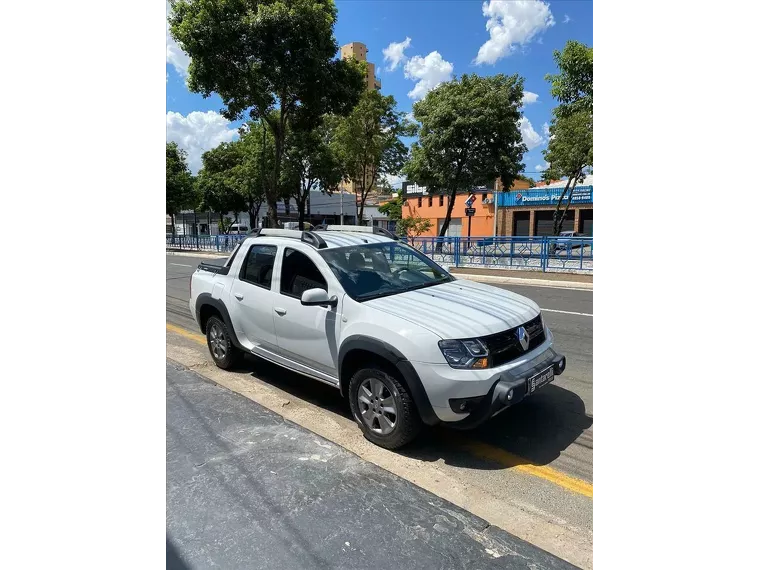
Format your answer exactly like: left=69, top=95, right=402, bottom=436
left=465, top=207, right=476, bottom=216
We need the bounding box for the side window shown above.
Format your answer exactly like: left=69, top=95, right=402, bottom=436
left=239, top=244, right=277, bottom=289
left=280, top=248, right=328, bottom=299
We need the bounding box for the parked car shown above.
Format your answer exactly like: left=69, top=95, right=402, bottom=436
left=189, top=225, right=566, bottom=449
left=554, top=231, right=588, bottom=251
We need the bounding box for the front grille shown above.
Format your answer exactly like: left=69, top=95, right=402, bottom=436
left=482, top=314, right=545, bottom=367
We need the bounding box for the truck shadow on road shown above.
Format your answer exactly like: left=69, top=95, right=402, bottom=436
left=239, top=354, right=592, bottom=475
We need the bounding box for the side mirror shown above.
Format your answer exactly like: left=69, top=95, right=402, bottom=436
left=301, top=288, right=338, bottom=308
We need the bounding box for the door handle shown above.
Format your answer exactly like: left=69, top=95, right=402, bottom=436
left=234, top=293, right=244, bottom=301
left=274, top=307, right=287, bottom=316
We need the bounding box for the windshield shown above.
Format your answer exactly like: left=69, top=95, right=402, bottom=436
left=319, top=242, right=453, bottom=301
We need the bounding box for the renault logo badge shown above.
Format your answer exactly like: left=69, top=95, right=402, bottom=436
left=516, top=326, right=530, bottom=351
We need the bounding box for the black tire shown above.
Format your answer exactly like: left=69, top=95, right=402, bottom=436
left=348, top=367, right=422, bottom=450
left=205, top=315, right=241, bottom=370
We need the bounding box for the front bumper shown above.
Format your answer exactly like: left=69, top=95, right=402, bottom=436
left=442, top=352, right=566, bottom=429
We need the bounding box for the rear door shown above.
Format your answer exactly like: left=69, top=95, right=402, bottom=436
left=228, top=243, right=279, bottom=352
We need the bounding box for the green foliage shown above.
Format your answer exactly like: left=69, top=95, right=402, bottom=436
left=397, top=213, right=431, bottom=244
left=169, top=0, right=365, bottom=224
left=545, top=40, right=593, bottom=119
left=333, top=89, right=416, bottom=222
left=542, top=40, right=593, bottom=235
left=517, top=174, right=537, bottom=187
left=377, top=195, right=403, bottom=221
left=166, top=142, right=196, bottom=216
left=281, top=119, right=343, bottom=229
left=405, top=73, right=526, bottom=238
left=196, top=141, right=248, bottom=217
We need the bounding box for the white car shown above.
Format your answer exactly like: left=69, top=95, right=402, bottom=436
left=189, top=226, right=566, bottom=449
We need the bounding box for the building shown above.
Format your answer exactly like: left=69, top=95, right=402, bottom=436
left=339, top=41, right=381, bottom=91
left=497, top=175, right=593, bottom=236
left=338, top=42, right=380, bottom=197
left=401, top=179, right=531, bottom=237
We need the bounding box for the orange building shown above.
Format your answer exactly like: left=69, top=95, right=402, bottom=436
left=401, top=179, right=531, bottom=238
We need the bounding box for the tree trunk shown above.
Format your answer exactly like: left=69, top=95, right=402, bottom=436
left=298, top=196, right=307, bottom=230
left=170, top=213, right=176, bottom=244
left=552, top=177, right=575, bottom=236
left=436, top=191, right=457, bottom=252
left=557, top=176, right=580, bottom=234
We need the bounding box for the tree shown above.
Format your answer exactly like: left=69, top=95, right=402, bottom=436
left=281, top=119, right=343, bottom=230
left=169, top=0, right=365, bottom=227
left=404, top=74, right=526, bottom=246
left=542, top=40, right=593, bottom=235
left=166, top=142, right=194, bottom=238
left=237, top=121, right=273, bottom=228
left=377, top=194, right=403, bottom=222
left=333, top=90, right=416, bottom=224
left=196, top=142, right=248, bottom=233
left=517, top=174, right=537, bottom=187
left=397, top=211, right=431, bottom=246
left=545, top=40, right=593, bottom=119
left=541, top=110, right=593, bottom=235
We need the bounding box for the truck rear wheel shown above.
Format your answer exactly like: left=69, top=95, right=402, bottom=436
left=206, top=315, right=241, bottom=370
left=348, top=367, right=422, bottom=450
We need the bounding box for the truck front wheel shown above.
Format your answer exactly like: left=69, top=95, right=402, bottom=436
left=205, top=315, right=241, bottom=370
left=348, top=367, right=422, bottom=450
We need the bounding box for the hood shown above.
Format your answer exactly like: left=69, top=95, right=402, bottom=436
left=364, top=279, right=540, bottom=339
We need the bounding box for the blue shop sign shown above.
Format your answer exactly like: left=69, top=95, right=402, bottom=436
left=497, top=185, right=593, bottom=207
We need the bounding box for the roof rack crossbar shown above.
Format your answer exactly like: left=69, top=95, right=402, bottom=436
left=313, top=224, right=399, bottom=240
left=245, top=227, right=327, bottom=249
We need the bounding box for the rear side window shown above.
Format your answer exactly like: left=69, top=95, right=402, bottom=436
left=240, top=245, right=277, bottom=289
left=280, top=248, right=327, bottom=299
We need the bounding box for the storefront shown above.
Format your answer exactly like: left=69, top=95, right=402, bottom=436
left=496, top=179, right=593, bottom=236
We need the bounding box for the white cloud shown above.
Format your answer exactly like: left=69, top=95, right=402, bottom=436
left=535, top=163, right=547, bottom=171
left=166, top=2, right=190, bottom=77
left=404, top=51, right=454, bottom=100
left=518, top=116, right=544, bottom=150
left=522, top=91, right=539, bottom=105
left=383, top=37, right=412, bottom=72
left=563, top=14, right=571, bottom=24
left=384, top=174, right=407, bottom=188
left=475, top=1, right=555, bottom=65
left=166, top=111, right=238, bottom=174
left=542, top=122, right=550, bottom=137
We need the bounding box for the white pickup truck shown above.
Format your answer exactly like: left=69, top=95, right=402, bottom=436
left=189, top=226, right=566, bottom=449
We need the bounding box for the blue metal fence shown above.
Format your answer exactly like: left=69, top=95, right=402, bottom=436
left=404, top=236, right=593, bottom=273
left=166, top=233, right=593, bottom=273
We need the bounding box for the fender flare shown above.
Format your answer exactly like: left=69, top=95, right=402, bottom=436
left=195, top=293, right=244, bottom=350
left=339, top=335, right=438, bottom=426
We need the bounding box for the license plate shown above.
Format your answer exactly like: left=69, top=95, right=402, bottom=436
left=526, top=365, right=554, bottom=395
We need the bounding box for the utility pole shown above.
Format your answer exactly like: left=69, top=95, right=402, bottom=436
left=493, top=180, right=499, bottom=236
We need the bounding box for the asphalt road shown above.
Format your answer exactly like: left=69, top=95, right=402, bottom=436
left=167, top=361, right=576, bottom=570
left=166, top=254, right=594, bottom=567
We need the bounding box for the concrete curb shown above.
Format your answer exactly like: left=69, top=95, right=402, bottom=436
left=166, top=250, right=593, bottom=290
left=454, top=273, right=593, bottom=290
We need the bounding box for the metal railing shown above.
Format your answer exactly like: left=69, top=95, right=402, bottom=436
left=403, top=236, right=593, bottom=273
left=166, top=234, right=246, bottom=252
left=166, top=233, right=593, bottom=273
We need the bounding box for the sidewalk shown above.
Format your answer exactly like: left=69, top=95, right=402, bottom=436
left=167, top=361, right=577, bottom=569
left=167, top=249, right=592, bottom=290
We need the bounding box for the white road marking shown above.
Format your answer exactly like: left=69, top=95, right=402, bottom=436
left=543, top=308, right=593, bottom=317
left=170, top=263, right=192, bottom=267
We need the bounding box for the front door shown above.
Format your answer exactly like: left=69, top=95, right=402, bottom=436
left=272, top=247, right=341, bottom=382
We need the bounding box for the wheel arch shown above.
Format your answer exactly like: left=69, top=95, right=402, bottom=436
left=339, top=336, right=439, bottom=426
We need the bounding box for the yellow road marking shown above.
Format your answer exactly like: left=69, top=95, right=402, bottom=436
left=166, top=322, right=593, bottom=499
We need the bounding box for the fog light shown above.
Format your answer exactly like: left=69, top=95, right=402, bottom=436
left=507, top=389, right=513, bottom=401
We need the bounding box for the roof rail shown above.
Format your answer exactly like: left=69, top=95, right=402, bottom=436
left=314, top=224, right=398, bottom=240
left=246, top=227, right=327, bottom=249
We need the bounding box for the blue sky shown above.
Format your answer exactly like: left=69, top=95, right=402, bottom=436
left=166, top=0, right=593, bottom=179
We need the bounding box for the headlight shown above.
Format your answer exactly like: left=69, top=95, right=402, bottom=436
left=438, top=338, right=489, bottom=369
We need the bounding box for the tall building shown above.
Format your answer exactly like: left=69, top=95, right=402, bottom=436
left=337, top=42, right=382, bottom=208
left=340, top=41, right=381, bottom=91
